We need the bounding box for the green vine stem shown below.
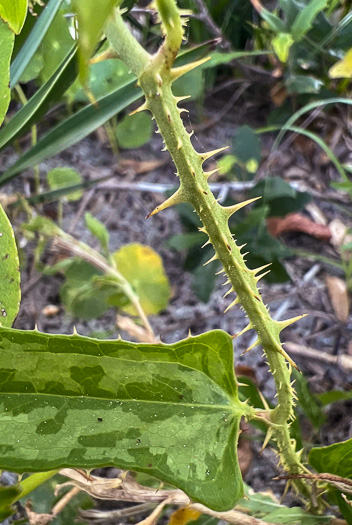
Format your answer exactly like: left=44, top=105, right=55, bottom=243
left=105, top=1, right=311, bottom=502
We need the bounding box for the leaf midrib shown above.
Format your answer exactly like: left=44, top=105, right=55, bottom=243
left=0, top=390, right=238, bottom=412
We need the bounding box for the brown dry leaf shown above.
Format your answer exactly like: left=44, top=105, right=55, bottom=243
left=270, top=82, right=287, bottom=107
left=25, top=503, right=53, bottom=525
left=329, top=218, right=347, bottom=249
left=267, top=213, right=331, bottom=240
left=325, top=275, right=350, bottom=322
left=117, top=158, right=166, bottom=175
left=168, top=507, right=202, bottom=525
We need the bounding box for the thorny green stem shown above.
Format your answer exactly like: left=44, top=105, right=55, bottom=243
left=106, top=1, right=312, bottom=503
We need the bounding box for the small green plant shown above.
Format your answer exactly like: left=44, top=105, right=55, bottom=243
left=0, top=1, right=351, bottom=523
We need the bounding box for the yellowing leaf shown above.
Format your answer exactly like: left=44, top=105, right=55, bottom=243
left=329, top=48, right=352, bottom=79
left=0, top=0, right=27, bottom=34
left=272, top=32, right=293, bottom=63
left=168, top=508, right=202, bottom=525
left=112, top=243, right=170, bottom=315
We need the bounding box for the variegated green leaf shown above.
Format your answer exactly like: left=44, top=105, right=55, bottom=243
left=0, top=328, right=249, bottom=511
left=0, top=205, right=20, bottom=327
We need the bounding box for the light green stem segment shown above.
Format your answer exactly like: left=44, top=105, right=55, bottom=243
left=18, top=470, right=58, bottom=500
left=106, top=3, right=310, bottom=500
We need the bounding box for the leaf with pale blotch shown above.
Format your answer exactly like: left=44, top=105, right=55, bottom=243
left=0, top=205, right=20, bottom=327
left=0, top=19, right=14, bottom=127
left=0, top=328, right=248, bottom=511
left=329, top=48, right=352, bottom=79
left=0, top=0, right=27, bottom=34
left=112, top=243, right=171, bottom=315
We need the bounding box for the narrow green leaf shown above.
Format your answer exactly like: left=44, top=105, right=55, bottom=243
left=0, top=328, right=249, bottom=511
left=0, top=79, right=141, bottom=186
left=10, top=0, right=64, bottom=88
left=201, top=50, right=272, bottom=69
left=0, top=485, right=21, bottom=520
left=0, top=46, right=77, bottom=151
left=291, top=0, right=328, bottom=41
left=0, top=0, right=27, bottom=34
left=309, top=438, right=352, bottom=480
left=0, top=19, right=14, bottom=127
left=0, top=205, right=20, bottom=327
left=318, top=390, right=352, bottom=406
left=73, top=0, right=119, bottom=84
left=85, top=213, right=110, bottom=254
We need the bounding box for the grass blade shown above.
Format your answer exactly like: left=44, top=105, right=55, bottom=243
left=10, top=0, right=64, bottom=88
left=0, top=45, right=77, bottom=151
left=0, top=79, right=142, bottom=185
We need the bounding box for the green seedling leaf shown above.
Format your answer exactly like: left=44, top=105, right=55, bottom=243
left=115, top=111, right=153, bottom=149
left=291, top=0, right=328, bottom=41
left=0, top=205, right=20, bottom=327
left=239, top=484, right=332, bottom=523
left=0, top=19, right=14, bottom=127
left=232, top=126, right=261, bottom=181
left=113, top=243, right=170, bottom=315
left=0, top=79, right=141, bottom=185
left=329, top=48, right=352, bottom=79
left=0, top=0, right=27, bottom=34
left=0, top=327, right=249, bottom=511
left=47, top=168, right=83, bottom=202
left=85, top=213, right=110, bottom=255
left=10, top=0, right=63, bottom=88
left=218, top=155, right=237, bottom=176
left=309, top=438, right=352, bottom=480
left=173, top=68, right=204, bottom=100
left=60, top=259, right=117, bottom=321
left=318, top=390, right=352, bottom=406
left=201, top=50, right=273, bottom=69
left=73, top=0, right=119, bottom=84
left=286, top=75, right=323, bottom=94
left=0, top=485, right=21, bottom=520
left=167, top=232, right=206, bottom=251
left=67, top=58, right=132, bottom=103
left=39, top=7, right=74, bottom=83
left=192, top=250, right=219, bottom=303
left=260, top=8, right=286, bottom=33
left=272, top=32, right=294, bottom=62
left=249, top=177, right=311, bottom=217
left=0, top=45, right=77, bottom=151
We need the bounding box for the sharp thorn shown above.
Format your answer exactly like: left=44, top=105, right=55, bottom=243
left=199, top=146, right=229, bottom=163
left=170, top=57, right=211, bottom=81
left=222, top=197, right=261, bottom=218
left=146, top=188, right=185, bottom=218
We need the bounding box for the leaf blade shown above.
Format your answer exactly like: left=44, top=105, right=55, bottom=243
left=0, top=205, right=20, bottom=327
left=0, top=328, right=247, bottom=511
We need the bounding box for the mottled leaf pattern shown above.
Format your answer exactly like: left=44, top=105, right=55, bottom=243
left=0, top=205, right=20, bottom=326
left=0, top=328, right=248, bottom=511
